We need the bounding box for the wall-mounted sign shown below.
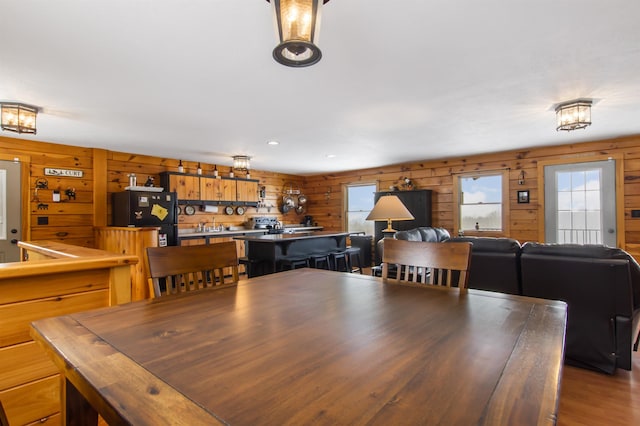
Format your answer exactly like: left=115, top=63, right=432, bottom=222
left=44, top=168, right=84, bottom=178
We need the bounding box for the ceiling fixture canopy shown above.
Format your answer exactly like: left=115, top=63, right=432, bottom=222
left=555, top=100, right=592, bottom=132
left=0, top=102, right=38, bottom=134
left=267, top=0, right=329, bottom=67
left=232, top=155, right=251, bottom=171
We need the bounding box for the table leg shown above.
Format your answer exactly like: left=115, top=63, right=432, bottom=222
left=64, top=378, right=98, bottom=426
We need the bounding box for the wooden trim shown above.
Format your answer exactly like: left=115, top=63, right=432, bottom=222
left=93, top=148, right=108, bottom=227
left=0, top=153, right=31, bottom=243
left=537, top=153, right=624, bottom=246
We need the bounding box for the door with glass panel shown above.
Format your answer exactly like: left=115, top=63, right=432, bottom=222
left=0, top=159, right=22, bottom=262
left=544, top=160, right=616, bottom=247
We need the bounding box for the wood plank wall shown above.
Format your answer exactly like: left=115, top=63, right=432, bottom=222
left=1, top=136, right=96, bottom=247
left=0, top=135, right=304, bottom=248
left=3, top=134, right=640, bottom=255
left=302, top=135, right=640, bottom=256
left=104, top=151, right=305, bottom=234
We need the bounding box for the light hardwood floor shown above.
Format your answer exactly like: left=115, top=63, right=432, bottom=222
left=558, top=349, right=639, bottom=425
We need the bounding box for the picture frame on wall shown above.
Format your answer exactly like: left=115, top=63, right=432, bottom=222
left=517, top=190, right=530, bottom=204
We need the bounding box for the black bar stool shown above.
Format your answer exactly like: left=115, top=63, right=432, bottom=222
left=345, top=246, right=363, bottom=274
left=329, top=250, right=349, bottom=272
left=308, top=253, right=331, bottom=269
left=278, top=256, right=309, bottom=271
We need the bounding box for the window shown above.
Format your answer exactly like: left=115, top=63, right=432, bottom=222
left=453, top=171, right=509, bottom=234
left=345, top=183, right=377, bottom=234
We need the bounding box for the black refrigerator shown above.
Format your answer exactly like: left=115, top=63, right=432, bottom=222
left=112, top=191, right=178, bottom=246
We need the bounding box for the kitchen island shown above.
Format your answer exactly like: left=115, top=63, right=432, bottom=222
left=234, top=231, right=349, bottom=276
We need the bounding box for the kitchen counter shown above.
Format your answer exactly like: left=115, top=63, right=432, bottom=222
left=233, top=231, right=348, bottom=276
left=177, top=226, right=324, bottom=244
left=178, top=226, right=323, bottom=238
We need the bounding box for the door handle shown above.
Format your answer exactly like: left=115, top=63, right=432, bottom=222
left=10, top=239, right=18, bottom=244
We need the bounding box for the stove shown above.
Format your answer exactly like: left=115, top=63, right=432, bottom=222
left=250, top=216, right=283, bottom=233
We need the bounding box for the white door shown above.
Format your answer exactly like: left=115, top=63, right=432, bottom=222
left=544, top=160, right=616, bottom=247
left=0, top=159, right=22, bottom=262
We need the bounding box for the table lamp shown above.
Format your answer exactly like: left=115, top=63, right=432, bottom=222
left=366, top=195, right=414, bottom=237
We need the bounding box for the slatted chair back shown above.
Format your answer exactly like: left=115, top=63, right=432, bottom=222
left=146, top=241, right=239, bottom=298
left=382, top=238, right=472, bottom=290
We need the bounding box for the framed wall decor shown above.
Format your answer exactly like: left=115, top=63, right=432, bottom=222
left=517, top=190, right=530, bottom=204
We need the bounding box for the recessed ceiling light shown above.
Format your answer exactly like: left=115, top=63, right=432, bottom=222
left=326, top=154, right=336, bottom=158
left=267, top=140, right=279, bottom=146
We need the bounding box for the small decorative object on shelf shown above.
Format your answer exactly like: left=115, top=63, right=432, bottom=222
left=401, top=177, right=414, bottom=190
left=246, top=170, right=251, bottom=179
left=229, top=167, right=234, bottom=178
left=196, top=162, right=202, bottom=175
left=213, top=164, right=219, bottom=177
left=144, top=176, right=155, bottom=187
left=128, top=173, right=136, bottom=187
left=178, top=160, right=184, bottom=173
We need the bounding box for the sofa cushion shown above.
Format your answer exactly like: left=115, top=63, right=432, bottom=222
left=425, top=227, right=451, bottom=242
left=394, top=229, right=422, bottom=241
left=417, top=227, right=438, bottom=242
left=522, top=242, right=640, bottom=310
left=447, top=237, right=521, bottom=295
left=450, top=236, right=520, bottom=253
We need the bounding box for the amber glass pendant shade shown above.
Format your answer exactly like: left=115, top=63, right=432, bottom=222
left=269, top=0, right=328, bottom=67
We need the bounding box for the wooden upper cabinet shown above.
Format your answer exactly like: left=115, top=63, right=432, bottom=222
left=237, top=180, right=259, bottom=202
left=167, top=174, right=200, bottom=200
left=160, top=172, right=259, bottom=204
left=200, top=177, right=223, bottom=201
left=221, top=178, right=237, bottom=201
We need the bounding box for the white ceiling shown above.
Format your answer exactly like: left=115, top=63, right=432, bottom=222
left=2, top=1, right=640, bottom=175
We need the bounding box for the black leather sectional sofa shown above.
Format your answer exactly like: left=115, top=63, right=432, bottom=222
left=377, top=228, right=640, bottom=374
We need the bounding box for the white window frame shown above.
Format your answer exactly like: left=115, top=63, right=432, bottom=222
left=453, top=170, right=510, bottom=236
left=343, top=182, right=378, bottom=234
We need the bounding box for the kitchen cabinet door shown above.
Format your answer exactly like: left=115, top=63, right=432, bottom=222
left=169, top=174, right=200, bottom=200
left=200, top=177, right=224, bottom=201
left=237, top=180, right=259, bottom=202
left=222, top=178, right=237, bottom=201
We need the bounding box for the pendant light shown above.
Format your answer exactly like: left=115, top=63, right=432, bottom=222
left=267, top=0, right=330, bottom=67
left=232, top=155, right=251, bottom=171
left=555, top=100, right=592, bottom=132
left=0, top=102, right=38, bottom=134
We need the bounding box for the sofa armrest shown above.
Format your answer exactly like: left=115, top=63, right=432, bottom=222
left=520, top=253, right=634, bottom=373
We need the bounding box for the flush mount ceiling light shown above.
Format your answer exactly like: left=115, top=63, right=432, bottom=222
left=555, top=99, right=592, bottom=132
left=0, top=102, right=38, bottom=134
left=232, top=155, right=251, bottom=171
left=267, top=0, right=330, bottom=67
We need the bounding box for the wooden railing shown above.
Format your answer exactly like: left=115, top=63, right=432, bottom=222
left=0, top=241, right=137, bottom=426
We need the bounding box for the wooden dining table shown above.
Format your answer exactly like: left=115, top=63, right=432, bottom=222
left=30, top=269, right=567, bottom=425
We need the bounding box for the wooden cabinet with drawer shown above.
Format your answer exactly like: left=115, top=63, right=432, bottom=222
left=0, top=241, right=136, bottom=425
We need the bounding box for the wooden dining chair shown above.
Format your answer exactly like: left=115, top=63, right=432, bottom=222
left=146, top=241, right=239, bottom=298
left=381, top=238, right=472, bottom=290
